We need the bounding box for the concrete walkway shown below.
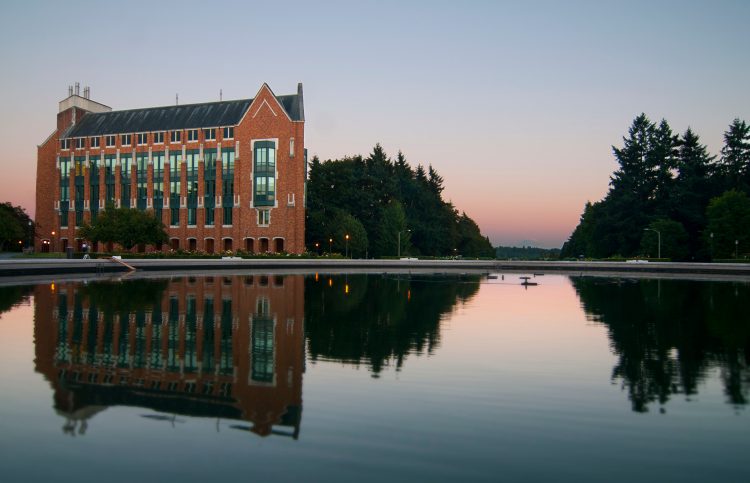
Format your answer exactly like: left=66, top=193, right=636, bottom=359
left=1, top=257, right=750, bottom=281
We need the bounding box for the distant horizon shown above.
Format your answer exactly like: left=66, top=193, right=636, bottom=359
left=1, top=1, right=748, bottom=248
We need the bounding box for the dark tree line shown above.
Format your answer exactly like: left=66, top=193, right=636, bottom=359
left=562, top=116, right=750, bottom=260
left=306, top=144, right=494, bottom=258
left=0, top=202, right=33, bottom=251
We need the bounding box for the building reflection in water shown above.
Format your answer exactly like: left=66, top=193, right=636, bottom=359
left=33, top=275, right=304, bottom=439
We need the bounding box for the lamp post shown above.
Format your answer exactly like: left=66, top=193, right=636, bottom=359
left=314, top=242, right=320, bottom=255
left=736, top=239, right=739, bottom=259
left=51, top=230, right=56, bottom=253
left=397, top=229, right=411, bottom=258
left=345, top=234, right=350, bottom=258
left=328, top=237, right=333, bottom=256
left=710, top=232, right=714, bottom=260
left=644, top=228, right=661, bottom=259
left=27, top=221, right=32, bottom=250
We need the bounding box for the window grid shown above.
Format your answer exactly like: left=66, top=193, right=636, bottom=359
left=253, top=141, right=276, bottom=207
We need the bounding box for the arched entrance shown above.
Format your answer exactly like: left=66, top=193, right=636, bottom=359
left=170, top=238, right=180, bottom=251
left=223, top=238, right=233, bottom=252
left=244, top=238, right=254, bottom=253
left=259, top=238, right=269, bottom=253
left=274, top=238, right=285, bottom=253
left=188, top=238, right=197, bottom=251
left=205, top=238, right=215, bottom=254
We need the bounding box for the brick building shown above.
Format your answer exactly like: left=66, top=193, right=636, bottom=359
left=36, top=83, right=306, bottom=254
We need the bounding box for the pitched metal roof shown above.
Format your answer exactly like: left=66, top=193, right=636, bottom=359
left=64, top=89, right=303, bottom=138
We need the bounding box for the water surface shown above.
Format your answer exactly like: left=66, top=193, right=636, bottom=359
left=0, top=273, right=747, bottom=482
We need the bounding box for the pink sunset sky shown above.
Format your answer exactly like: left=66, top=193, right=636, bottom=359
left=1, top=1, right=748, bottom=248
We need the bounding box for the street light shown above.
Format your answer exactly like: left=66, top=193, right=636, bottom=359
left=644, top=228, right=661, bottom=259
left=27, top=220, right=32, bottom=250
left=736, top=239, right=739, bottom=259
left=397, top=229, right=411, bottom=258
left=314, top=242, right=320, bottom=255
left=345, top=234, right=350, bottom=258
left=328, top=237, right=333, bottom=256
left=710, top=232, right=714, bottom=259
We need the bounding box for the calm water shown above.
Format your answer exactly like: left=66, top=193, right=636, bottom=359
left=0, top=272, right=748, bottom=482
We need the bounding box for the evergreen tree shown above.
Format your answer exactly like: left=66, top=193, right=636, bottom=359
left=719, top=119, right=750, bottom=192
left=671, top=128, right=717, bottom=258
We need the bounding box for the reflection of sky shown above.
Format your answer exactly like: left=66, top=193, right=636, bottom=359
left=0, top=276, right=749, bottom=482
left=2, top=1, right=750, bottom=247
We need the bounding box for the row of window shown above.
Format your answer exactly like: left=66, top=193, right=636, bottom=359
left=60, top=127, right=235, bottom=150
left=59, top=204, right=272, bottom=229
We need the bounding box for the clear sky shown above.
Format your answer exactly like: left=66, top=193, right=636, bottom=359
left=1, top=0, right=748, bottom=248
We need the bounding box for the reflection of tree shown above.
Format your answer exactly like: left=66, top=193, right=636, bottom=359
left=305, top=274, right=480, bottom=374
left=0, top=285, right=33, bottom=319
left=77, top=279, right=168, bottom=312
left=572, top=277, right=750, bottom=411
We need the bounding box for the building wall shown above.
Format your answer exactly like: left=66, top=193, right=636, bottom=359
left=35, top=84, right=306, bottom=254
left=35, top=131, right=59, bottom=250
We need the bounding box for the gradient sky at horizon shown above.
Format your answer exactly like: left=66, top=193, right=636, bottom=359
left=1, top=0, right=748, bottom=248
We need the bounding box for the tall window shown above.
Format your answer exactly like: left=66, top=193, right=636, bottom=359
left=169, top=152, right=181, bottom=226
left=153, top=152, right=164, bottom=220
left=89, top=156, right=100, bottom=220
left=104, top=155, right=116, bottom=205
left=204, top=149, right=216, bottom=225
left=222, top=148, right=235, bottom=225
left=74, top=157, right=85, bottom=226
left=253, top=141, right=275, bottom=207
left=136, top=153, right=148, bottom=210
left=59, top=157, right=70, bottom=227
left=186, top=150, right=199, bottom=225
left=121, top=154, right=132, bottom=208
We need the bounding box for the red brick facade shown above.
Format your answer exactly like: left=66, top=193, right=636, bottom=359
left=35, top=84, right=306, bottom=254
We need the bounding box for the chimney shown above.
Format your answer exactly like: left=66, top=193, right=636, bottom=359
left=75, top=82, right=80, bottom=96
left=296, top=82, right=305, bottom=121
left=68, top=85, right=73, bottom=97
left=83, top=86, right=90, bottom=99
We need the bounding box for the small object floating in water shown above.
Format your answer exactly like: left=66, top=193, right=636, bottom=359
left=520, top=276, right=538, bottom=287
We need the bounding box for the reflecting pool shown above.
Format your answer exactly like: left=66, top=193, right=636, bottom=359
left=0, top=273, right=748, bottom=482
